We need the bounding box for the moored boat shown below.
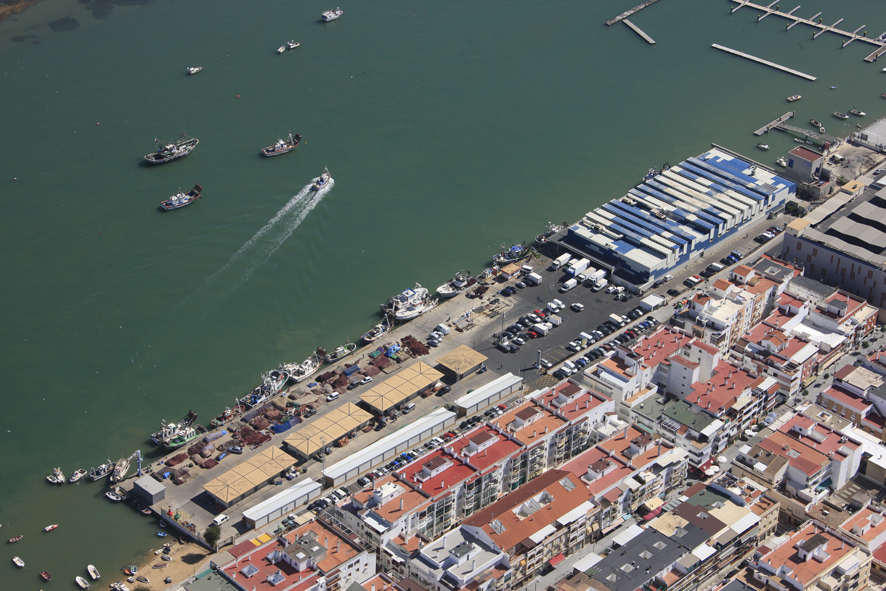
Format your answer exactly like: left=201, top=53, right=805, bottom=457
left=394, top=297, right=438, bottom=321
left=210, top=405, right=245, bottom=428
left=88, top=564, right=101, bottom=580
left=44, top=524, right=59, bottom=532
left=89, top=460, right=114, bottom=481
left=287, top=40, right=300, bottom=49
left=151, top=410, right=198, bottom=445
left=535, top=222, right=565, bottom=244
left=833, top=111, right=849, bottom=120
left=160, top=427, right=200, bottom=450
left=47, top=467, right=65, bottom=484
left=70, top=468, right=87, bottom=482
left=144, top=133, right=199, bottom=165
left=848, top=108, right=866, bottom=116
left=361, top=316, right=392, bottom=343
left=281, top=349, right=324, bottom=383
left=787, top=94, right=801, bottom=102
left=261, top=133, right=302, bottom=157
left=436, top=271, right=476, bottom=298
left=322, top=7, right=343, bottom=21
left=13, top=556, right=24, bottom=567
left=810, top=118, right=821, bottom=127
left=310, top=167, right=332, bottom=190
left=41, top=570, right=51, bottom=581
left=8, top=534, right=23, bottom=543
left=492, top=243, right=528, bottom=265
left=382, top=284, right=429, bottom=313
left=325, top=342, right=356, bottom=364
left=106, top=486, right=129, bottom=502
left=76, top=575, right=91, bottom=589
left=186, top=66, right=202, bottom=75
left=277, top=45, right=285, bottom=54
left=161, top=183, right=203, bottom=210
left=110, top=457, right=131, bottom=482
left=756, top=143, right=770, bottom=151
left=776, top=157, right=787, bottom=167
left=157, top=531, right=167, bottom=537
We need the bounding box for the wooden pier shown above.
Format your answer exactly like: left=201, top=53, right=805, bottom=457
left=623, top=19, right=656, bottom=45
left=729, top=0, right=886, bottom=57
left=754, top=112, right=795, bottom=136
left=606, top=0, right=661, bottom=26
left=712, top=45, right=816, bottom=81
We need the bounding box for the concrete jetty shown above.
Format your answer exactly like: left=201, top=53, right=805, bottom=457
left=754, top=112, right=795, bottom=136
left=712, top=45, right=816, bottom=81
left=729, top=0, right=886, bottom=57
left=605, top=0, right=661, bottom=26
left=623, top=19, right=656, bottom=45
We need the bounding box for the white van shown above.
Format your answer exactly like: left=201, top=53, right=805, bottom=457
left=563, top=360, right=577, bottom=372
left=560, top=278, right=578, bottom=292
left=213, top=514, right=230, bottom=526
left=435, top=324, right=451, bottom=336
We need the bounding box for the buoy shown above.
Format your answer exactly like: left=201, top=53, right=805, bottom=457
left=237, top=95, right=240, bottom=98
left=96, top=122, right=99, bottom=125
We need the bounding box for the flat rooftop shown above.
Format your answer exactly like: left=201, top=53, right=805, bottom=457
left=448, top=425, right=522, bottom=472
left=283, top=402, right=373, bottom=457
left=398, top=450, right=476, bottom=496
left=359, top=361, right=443, bottom=413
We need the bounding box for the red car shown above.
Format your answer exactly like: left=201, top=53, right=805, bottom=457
left=527, top=331, right=539, bottom=339
left=534, top=309, right=547, bottom=318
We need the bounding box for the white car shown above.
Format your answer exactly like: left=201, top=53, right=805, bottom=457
left=513, top=336, right=526, bottom=345
left=571, top=303, right=584, bottom=312
left=327, top=392, right=339, bottom=401
left=539, top=359, right=553, bottom=369
left=605, top=285, right=617, bottom=294
left=360, top=376, right=373, bottom=385
left=664, top=274, right=673, bottom=282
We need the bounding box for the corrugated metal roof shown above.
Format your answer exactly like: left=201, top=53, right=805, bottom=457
left=242, top=478, right=321, bottom=521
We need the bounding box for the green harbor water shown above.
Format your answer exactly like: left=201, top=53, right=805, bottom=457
left=1, top=0, right=885, bottom=587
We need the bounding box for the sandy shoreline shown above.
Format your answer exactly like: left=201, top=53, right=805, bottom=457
left=129, top=540, right=213, bottom=591
left=0, top=0, right=41, bottom=23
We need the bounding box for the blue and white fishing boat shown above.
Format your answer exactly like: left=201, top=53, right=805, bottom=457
left=310, top=167, right=332, bottom=190
left=492, top=243, right=528, bottom=265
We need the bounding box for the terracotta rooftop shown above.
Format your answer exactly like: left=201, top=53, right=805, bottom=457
left=758, top=431, right=829, bottom=476
left=561, top=446, right=632, bottom=497
left=492, top=401, right=566, bottom=446
left=841, top=507, right=886, bottom=544
left=779, top=414, right=860, bottom=456
left=596, top=425, right=672, bottom=468
left=686, top=361, right=757, bottom=415
left=821, top=385, right=872, bottom=414
left=632, top=328, right=693, bottom=370
left=713, top=279, right=732, bottom=291
left=734, top=265, right=754, bottom=276
left=789, top=146, right=822, bottom=162
left=448, top=425, right=522, bottom=472
left=758, top=522, right=859, bottom=585
left=398, top=449, right=475, bottom=496
left=284, top=519, right=363, bottom=573
left=536, top=382, right=612, bottom=422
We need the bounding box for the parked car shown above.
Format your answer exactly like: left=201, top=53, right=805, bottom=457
left=326, top=392, right=339, bottom=402
left=539, top=359, right=553, bottom=369
left=360, top=376, right=373, bottom=385
left=571, top=302, right=584, bottom=312
left=228, top=446, right=244, bottom=454
left=303, top=408, right=317, bottom=418
left=553, top=369, right=570, bottom=379
left=513, top=337, right=526, bottom=346
left=515, top=281, right=527, bottom=289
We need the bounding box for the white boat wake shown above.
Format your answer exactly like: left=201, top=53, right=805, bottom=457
left=165, top=178, right=333, bottom=323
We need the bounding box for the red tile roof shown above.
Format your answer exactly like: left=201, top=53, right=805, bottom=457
left=448, top=425, right=522, bottom=472
left=398, top=450, right=475, bottom=496
left=821, top=385, right=872, bottom=413
left=758, top=431, right=829, bottom=476
left=632, top=328, right=693, bottom=370
left=561, top=446, right=632, bottom=497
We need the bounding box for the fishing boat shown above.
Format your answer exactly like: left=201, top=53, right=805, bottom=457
left=76, top=575, right=91, bottom=589
left=287, top=40, right=300, bottom=49
left=794, top=138, right=805, bottom=143
left=261, top=133, right=302, bottom=157
left=361, top=315, right=392, bottom=343
left=13, top=556, right=24, bottom=567
left=322, top=7, right=343, bottom=21
left=41, top=570, right=51, bottom=581
left=89, top=460, right=114, bottom=481
left=394, top=296, right=438, bottom=321
left=477, top=266, right=499, bottom=281
left=160, top=183, right=203, bottom=210
left=787, top=94, right=801, bottom=102
left=382, top=284, right=428, bottom=313
left=70, top=468, right=87, bottom=482
left=310, top=167, right=332, bottom=190
left=47, top=467, right=65, bottom=484
left=756, top=143, right=770, bottom=151
left=151, top=410, right=197, bottom=445
left=161, top=427, right=200, bottom=450
left=848, top=109, right=866, bottom=116
left=833, top=112, right=849, bottom=120
left=8, top=535, right=23, bottom=543
left=210, top=405, right=245, bottom=428
left=325, top=342, right=356, bottom=364
left=110, top=457, right=131, bottom=482
left=281, top=349, right=324, bottom=383
left=88, top=565, right=101, bottom=580
left=810, top=118, right=821, bottom=127
left=144, top=133, right=199, bottom=165
left=535, top=222, right=565, bottom=244
left=186, top=66, right=202, bottom=75
left=277, top=45, right=285, bottom=54
left=436, top=271, right=476, bottom=298
left=262, top=368, right=290, bottom=393
left=776, top=157, right=787, bottom=167
left=44, top=524, right=59, bottom=532
left=492, top=243, right=528, bottom=265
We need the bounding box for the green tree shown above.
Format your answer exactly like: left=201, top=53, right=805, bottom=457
left=863, top=340, right=870, bottom=349
left=204, top=524, right=221, bottom=549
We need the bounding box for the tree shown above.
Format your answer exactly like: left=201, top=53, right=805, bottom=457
left=135, top=586, right=151, bottom=591
left=204, top=524, right=221, bottom=549
left=863, top=340, right=870, bottom=349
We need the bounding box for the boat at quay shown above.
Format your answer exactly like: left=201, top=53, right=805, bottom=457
left=88, top=460, right=113, bottom=481
left=325, top=342, right=356, bottom=363
left=393, top=296, right=438, bottom=321
left=150, top=410, right=198, bottom=445
left=160, top=426, right=201, bottom=450
left=282, top=349, right=323, bottom=383
left=144, top=133, right=199, bottom=164
left=361, top=315, right=392, bottom=343
left=436, top=271, right=476, bottom=298
left=110, top=456, right=131, bottom=482
left=381, top=283, right=428, bottom=313
left=492, top=243, right=528, bottom=264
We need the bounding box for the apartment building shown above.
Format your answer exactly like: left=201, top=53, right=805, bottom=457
left=407, top=526, right=512, bottom=591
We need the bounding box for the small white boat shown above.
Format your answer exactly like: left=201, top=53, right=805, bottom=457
left=322, top=7, right=344, bottom=21
left=287, top=40, right=300, bottom=50
left=776, top=157, right=787, bottom=167
left=187, top=66, right=202, bottom=75
left=787, top=94, right=801, bottom=102
left=310, top=167, right=332, bottom=191
left=13, top=556, right=24, bottom=567
left=70, top=468, right=87, bottom=482
left=88, top=564, right=100, bottom=580
left=276, top=45, right=286, bottom=54
left=848, top=109, right=866, bottom=117
left=47, top=467, right=65, bottom=484
left=76, top=575, right=91, bottom=589
left=756, top=143, right=770, bottom=151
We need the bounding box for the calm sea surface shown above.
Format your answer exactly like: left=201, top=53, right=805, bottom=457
left=1, top=0, right=884, bottom=587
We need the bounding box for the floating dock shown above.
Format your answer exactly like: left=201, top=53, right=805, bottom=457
left=623, top=19, right=656, bottom=45
left=606, top=0, right=661, bottom=26
left=729, top=0, right=886, bottom=58
left=711, top=45, right=816, bottom=81
left=754, top=112, right=795, bottom=136
left=865, top=46, right=886, bottom=62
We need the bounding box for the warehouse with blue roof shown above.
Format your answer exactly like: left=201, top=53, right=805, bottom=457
left=557, top=147, right=795, bottom=288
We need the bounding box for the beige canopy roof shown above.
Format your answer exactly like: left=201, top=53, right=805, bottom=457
left=436, top=345, right=488, bottom=374
left=284, top=402, right=372, bottom=457
left=360, top=361, right=443, bottom=414
left=202, top=446, right=296, bottom=504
